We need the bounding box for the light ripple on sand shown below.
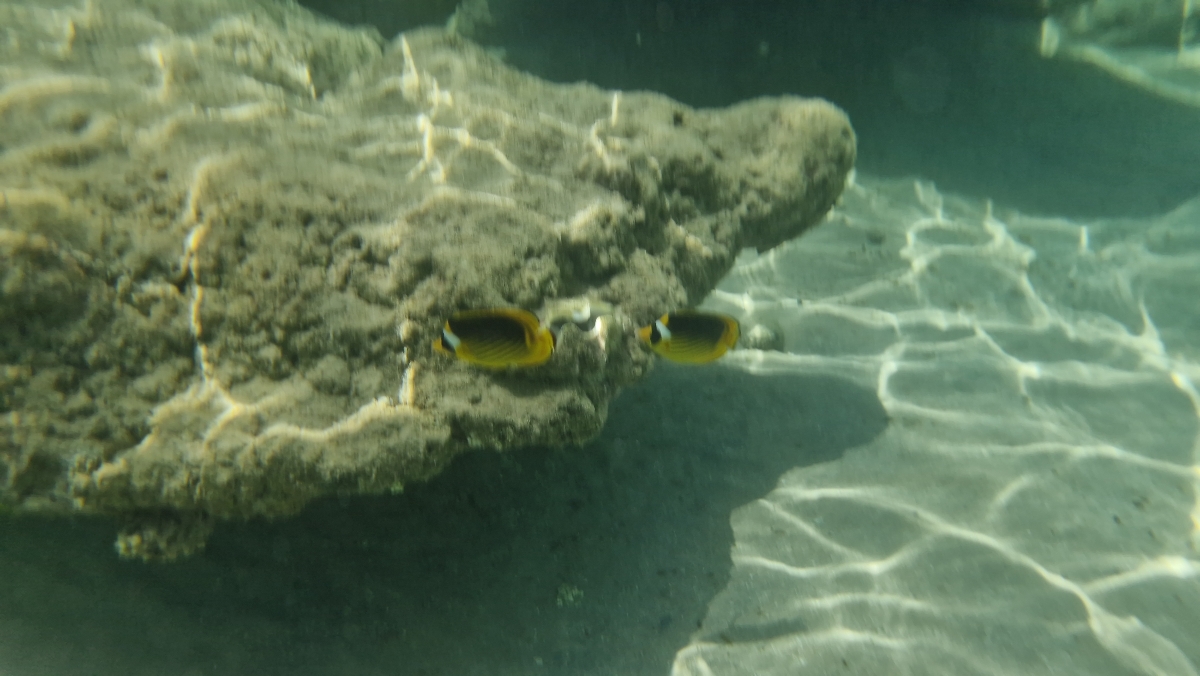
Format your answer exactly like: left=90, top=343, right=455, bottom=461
left=676, top=178, right=1200, bottom=676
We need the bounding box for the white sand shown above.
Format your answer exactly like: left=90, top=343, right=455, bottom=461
left=679, top=177, right=1200, bottom=675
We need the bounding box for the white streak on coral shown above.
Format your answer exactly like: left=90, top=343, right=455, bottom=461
left=399, top=363, right=419, bottom=408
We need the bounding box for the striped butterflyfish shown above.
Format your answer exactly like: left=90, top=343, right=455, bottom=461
left=433, top=308, right=555, bottom=368
left=638, top=310, right=740, bottom=364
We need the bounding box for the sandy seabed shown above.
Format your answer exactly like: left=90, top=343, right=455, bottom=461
left=3, top=175, right=1199, bottom=676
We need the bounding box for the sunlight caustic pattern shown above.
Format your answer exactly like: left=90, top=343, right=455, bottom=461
left=0, top=1, right=634, bottom=554
left=2, top=0, right=858, bottom=559
left=675, top=178, right=1200, bottom=675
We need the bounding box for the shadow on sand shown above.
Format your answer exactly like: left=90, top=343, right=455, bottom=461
left=0, top=364, right=886, bottom=676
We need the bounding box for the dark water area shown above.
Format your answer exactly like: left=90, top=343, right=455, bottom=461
left=302, top=0, right=1200, bottom=220
left=0, top=366, right=885, bottom=676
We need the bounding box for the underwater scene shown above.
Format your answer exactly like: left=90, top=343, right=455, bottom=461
left=2, top=0, right=1199, bottom=674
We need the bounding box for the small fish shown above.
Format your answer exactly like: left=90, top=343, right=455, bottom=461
left=638, top=310, right=740, bottom=364
left=433, top=308, right=556, bottom=368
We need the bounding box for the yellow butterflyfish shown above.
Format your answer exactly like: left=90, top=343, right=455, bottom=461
left=638, top=310, right=739, bottom=364
left=433, top=308, right=556, bottom=368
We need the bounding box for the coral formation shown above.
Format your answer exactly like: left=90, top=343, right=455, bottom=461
left=0, top=0, right=854, bottom=558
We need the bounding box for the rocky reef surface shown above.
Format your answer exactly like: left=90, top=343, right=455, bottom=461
left=0, top=0, right=854, bottom=558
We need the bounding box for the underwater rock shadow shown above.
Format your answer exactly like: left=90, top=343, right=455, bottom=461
left=196, top=363, right=887, bottom=675
left=0, top=364, right=886, bottom=676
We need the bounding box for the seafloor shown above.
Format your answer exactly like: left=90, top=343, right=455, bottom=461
left=3, top=1, right=1200, bottom=676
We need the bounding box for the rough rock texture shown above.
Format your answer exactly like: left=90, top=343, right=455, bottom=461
left=0, top=0, right=854, bottom=558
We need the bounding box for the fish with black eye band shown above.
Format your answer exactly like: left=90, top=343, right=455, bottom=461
left=432, top=308, right=555, bottom=368
left=637, top=310, right=740, bottom=364
left=433, top=307, right=739, bottom=368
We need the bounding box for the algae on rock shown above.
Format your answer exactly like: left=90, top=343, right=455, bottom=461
left=0, top=0, right=854, bottom=558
